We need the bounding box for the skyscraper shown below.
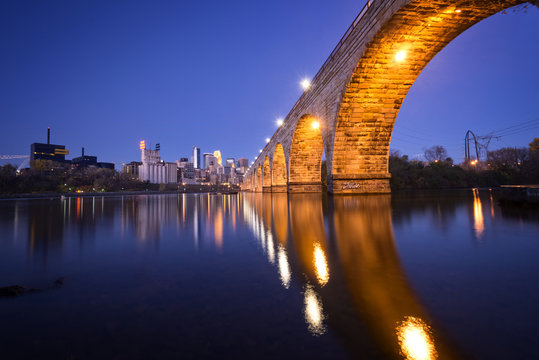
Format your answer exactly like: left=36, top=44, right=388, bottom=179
left=225, top=158, right=235, bottom=168
left=237, top=158, right=249, bottom=168
left=213, top=150, right=222, bottom=166
left=192, top=146, right=201, bottom=169
left=203, top=153, right=213, bottom=169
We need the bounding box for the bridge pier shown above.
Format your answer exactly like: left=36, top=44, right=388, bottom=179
left=271, top=185, right=287, bottom=193
left=330, top=174, right=391, bottom=194
left=288, top=182, right=322, bottom=193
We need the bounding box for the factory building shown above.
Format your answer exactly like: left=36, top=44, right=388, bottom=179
left=30, top=127, right=69, bottom=163
left=137, top=141, right=177, bottom=184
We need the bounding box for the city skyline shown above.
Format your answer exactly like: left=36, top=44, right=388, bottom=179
left=1, top=1, right=538, bottom=165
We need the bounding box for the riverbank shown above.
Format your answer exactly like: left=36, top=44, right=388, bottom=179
left=0, top=185, right=240, bottom=200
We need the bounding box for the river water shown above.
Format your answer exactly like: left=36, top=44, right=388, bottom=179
left=0, top=190, right=538, bottom=359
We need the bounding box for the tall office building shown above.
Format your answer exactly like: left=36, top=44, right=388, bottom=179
left=237, top=158, right=249, bottom=168
left=203, top=153, right=213, bottom=169
left=225, top=158, right=235, bottom=168
left=192, top=146, right=201, bottom=169
left=213, top=150, right=222, bottom=166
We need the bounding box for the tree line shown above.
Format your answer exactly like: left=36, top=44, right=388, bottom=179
left=389, top=138, right=539, bottom=190
left=0, top=160, right=149, bottom=195
left=1, top=139, right=538, bottom=194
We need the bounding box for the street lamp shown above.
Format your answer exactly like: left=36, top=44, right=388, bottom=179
left=395, top=50, right=406, bottom=62
left=301, top=78, right=311, bottom=91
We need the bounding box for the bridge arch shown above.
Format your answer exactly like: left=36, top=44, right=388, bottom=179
left=330, top=0, right=527, bottom=193
left=263, top=156, right=271, bottom=192
left=256, top=164, right=262, bottom=192
left=289, top=115, right=325, bottom=193
left=272, top=143, right=287, bottom=193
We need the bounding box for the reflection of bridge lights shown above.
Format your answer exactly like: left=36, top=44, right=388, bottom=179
left=278, top=245, right=291, bottom=289
left=300, top=78, right=311, bottom=91
left=267, top=232, right=275, bottom=264
left=311, top=121, right=320, bottom=130
left=265, top=138, right=270, bottom=143
left=313, top=244, right=329, bottom=286
left=395, top=50, right=407, bottom=62
left=473, top=188, right=484, bottom=238
left=396, top=316, right=437, bottom=360
left=276, top=118, right=284, bottom=127
left=304, top=284, right=326, bottom=336
left=455, top=9, right=461, bottom=13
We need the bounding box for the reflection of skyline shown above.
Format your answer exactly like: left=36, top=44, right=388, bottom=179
left=5, top=193, right=249, bottom=266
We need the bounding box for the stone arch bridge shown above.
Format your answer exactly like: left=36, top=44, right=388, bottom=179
left=243, top=0, right=533, bottom=194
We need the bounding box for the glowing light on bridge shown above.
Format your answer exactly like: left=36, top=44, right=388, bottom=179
left=311, top=120, right=320, bottom=130
left=259, top=149, right=263, bottom=153
left=395, top=50, right=407, bottom=62
left=396, top=316, right=437, bottom=360
left=265, top=138, right=271, bottom=143
left=300, top=78, right=311, bottom=91
left=276, top=118, right=284, bottom=127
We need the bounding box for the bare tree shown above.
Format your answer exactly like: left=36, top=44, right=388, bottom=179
left=424, top=145, right=448, bottom=163
left=487, top=147, right=529, bottom=169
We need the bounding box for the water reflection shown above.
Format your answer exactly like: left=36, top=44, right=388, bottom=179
left=396, top=316, right=437, bottom=360
left=289, top=194, right=330, bottom=288
left=277, top=244, right=291, bottom=288
left=244, top=194, right=459, bottom=357
left=331, top=195, right=454, bottom=358
left=313, top=243, right=329, bottom=286
left=303, top=284, right=326, bottom=336
left=472, top=188, right=484, bottom=238
left=2, top=190, right=538, bottom=359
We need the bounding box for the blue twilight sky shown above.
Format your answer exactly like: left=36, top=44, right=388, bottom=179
left=1, top=1, right=538, bottom=167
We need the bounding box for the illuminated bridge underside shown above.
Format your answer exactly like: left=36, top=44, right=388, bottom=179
left=243, top=0, right=526, bottom=194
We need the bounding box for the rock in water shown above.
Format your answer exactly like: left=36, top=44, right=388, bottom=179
left=0, top=285, right=26, bottom=297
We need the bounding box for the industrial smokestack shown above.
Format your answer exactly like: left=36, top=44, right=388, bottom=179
left=47, top=127, right=50, bottom=144
left=82, top=147, right=85, bottom=157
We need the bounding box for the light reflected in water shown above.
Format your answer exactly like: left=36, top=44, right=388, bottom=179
left=396, top=316, right=437, bottom=360
left=267, top=232, right=275, bottom=264
left=303, top=284, right=326, bottom=336
left=473, top=188, right=484, bottom=238
left=489, top=189, right=495, bottom=218
left=313, top=244, right=329, bottom=286
left=214, top=208, right=223, bottom=250
left=277, top=245, right=291, bottom=289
